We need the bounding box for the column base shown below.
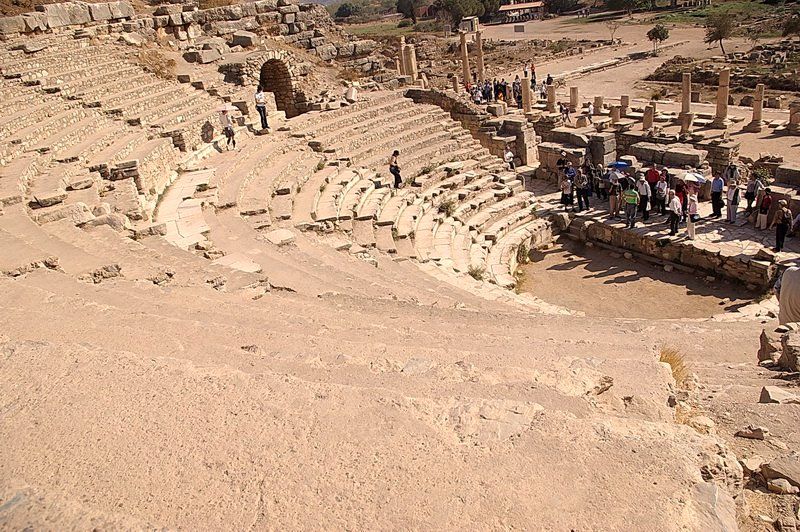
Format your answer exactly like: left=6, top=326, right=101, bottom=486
left=743, top=120, right=764, bottom=133
left=708, top=117, right=731, bottom=129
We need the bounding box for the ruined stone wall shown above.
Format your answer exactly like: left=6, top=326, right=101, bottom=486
left=617, top=131, right=738, bottom=175
left=568, top=217, right=776, bottom=288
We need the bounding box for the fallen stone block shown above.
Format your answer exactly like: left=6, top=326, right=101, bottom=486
left=763, top=454, right=800, bottom=488
left=31, top=190, right=67, bottom=208
left=767, top=478, right=798, bottom=495
left=759, top=386, right=800, bottom=404
left=264, top=228, right=295, bottom=246
left=734, top=425, right=769, bottom=440
left=231, top=29, right=259, bottom=47
left=0, top=15, right=25, bottom=34
left=778, top=331, right=800, bottom=372
left=757, top=328, right=782, bottom=363
left=83, top=213, right=132, bottom=232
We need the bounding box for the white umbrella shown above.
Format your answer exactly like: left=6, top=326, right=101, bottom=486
left=217, top=103, right=238, bottom=113
left=683, top=172, right=706, bottom=184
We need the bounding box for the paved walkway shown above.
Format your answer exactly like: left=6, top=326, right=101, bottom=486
left=527, top=178, right=800, bottom=266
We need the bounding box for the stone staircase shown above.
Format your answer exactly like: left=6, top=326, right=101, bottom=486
left=0, top=34, right=793, bottom=530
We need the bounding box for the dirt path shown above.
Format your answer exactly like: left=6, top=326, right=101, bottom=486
left=518, top=238, right=755, bottom=319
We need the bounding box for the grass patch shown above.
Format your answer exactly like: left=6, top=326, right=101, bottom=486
left=345, top=20, right=416, bottom=37
left=438, top=198, right=457, bottom=217
left=468, top=264, right=485, bottom=281
left=652, top=0, right=777, bottom=25
left=135, top=50, right=176, bottom=80
left=659, top=345, right=690, bottom=387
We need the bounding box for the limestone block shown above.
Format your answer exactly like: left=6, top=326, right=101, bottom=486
left=21, top=12, right=47, bottom=32
left=353, top=40, right=377, bottom=55
left=663, top=145, right=707, bottom=168
left=181, top=10, right=201, bottom=24
left=629, top=142, right=666, bottom=165
left=120, top=32, right=143, bottom=46
left=0, top=15, right=26, bottom=34
left=232, top=30, right=259, bottom=47
left=36, top=4, right=71, bottom=28
left=255, top=0, right=279, bottom=13
left=283, top=13, right=295, bottom=23
left=762, top=454, right=800, bottom=488
left=153, top=15, right=169, bottom=28
left=183, top=48, right=222, bottom=63
left=256, top=12, right=281, bottom=24
left=757, top=328, right=782, bottom=363
left=337, top=42, right=355, bottom=57
left=778, top=331, right=800, bottom=372
left=241, top=3, right=258, bottom=17
left=65, top=2, right=92, bottom=25
left=186, top=23, right=202, bottom=40
left=154, top=5, right=182, bottom=15
left=31, top=190, right=68, bottom=208
left=279, top=5, right=300, bottom=14
left=89, top=3, right=113, bottom=22
left=775, top=164, right=800, bottom=186
left=168, top=12, right=183, bottom=25
left=759, top=386, right=800, bottom=404
left=109, top=1, right=134, bottom=19
left=316, top=44, right=337, bottom=61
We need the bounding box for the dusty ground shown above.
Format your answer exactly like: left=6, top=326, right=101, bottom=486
left=519, top=237, right=755, bottom=319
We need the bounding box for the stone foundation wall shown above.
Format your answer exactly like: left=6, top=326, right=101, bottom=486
left=617, top=131, right=738, bottom=175
left=566, top=216, right=776, bottom=288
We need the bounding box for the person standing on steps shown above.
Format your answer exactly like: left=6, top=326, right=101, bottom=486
left=622, top=182, right=639, bottom=229
left=771, top=199, right=793, bottom=252
left=710, top=173, right=725, bottom=218
left=608, top=171, right=622, bottom=219
left=686, top=191, right=698, bottom=240
left=574, top=167, right=590, bottom=212
left=254, top=86, right=269, bottom=131
left=219, top=109, right=236, bottom=150
left=654, top=173, right=669, bottom=215
left=389, top=150, right=402, bottom=189
left=756, top=188, right=773, bottom=230
left=726, top=178, right=740, bottom=223
left=636, top=174, right=651, bottom=222
left=504, top=146, right=515, bottom=171
left=745, top=173, right=765, bottom=215
left=560, top=171, right=574, bottom=212
left=668, top=189, right=682, bottom=236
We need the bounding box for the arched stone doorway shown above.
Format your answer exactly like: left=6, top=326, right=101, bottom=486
left=260, top=58, right=303, bottom=118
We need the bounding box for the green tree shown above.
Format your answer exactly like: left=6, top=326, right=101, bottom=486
left=397, top=0, right=419, bottom=23
left=433, top=0, right=484, bottom=25
left=784, top=12, right=800, bottom=40
left=704, top=14, right=734, bottom=55
left=543, top=0, right=578, bottom=14
left=335, top=2, right=357, bottom=18
left=606, top=0, right=647, bottom=18
left=646, top=23, right=669, bottom=54
left=480, top=0, right=500, bottom=20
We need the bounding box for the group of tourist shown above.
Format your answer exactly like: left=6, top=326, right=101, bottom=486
left=467, top=65, right=554, bottom=109
left=556, top=158, right=795, bottom=252
left=216, top=86, right=272, bottom=151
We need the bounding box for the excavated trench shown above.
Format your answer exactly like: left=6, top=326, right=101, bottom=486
left=517, top=237, right=757, bottom=319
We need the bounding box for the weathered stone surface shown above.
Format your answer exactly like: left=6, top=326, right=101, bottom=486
left=762, top=454, right=800, bottom=488
left=264, top=229, right=295, bottom=246
left=735, top=425, right=769, bottom=440
left=316, top=44, right=337, bottom=61
left=231, top=30, right=260, bottom=48
left=767, top=478, right=798, bottom=495
left=89, top=2, right=112, bottom=21
left=759, top=386, right=800, bottom=404
left=758, top=328, right=782, bottom=363
left=0, top=15, right=25, bottom=34
left=183, top=48, right=222, bottom=64
left=120, top=32, right=143, bottom=46
left=778, top=330, right=800, bottom=372
left=31, top=190, right=67, bottom=208
left=67, top=177, right=95, bottom=191
left=83, top=213, right=132, bottom=232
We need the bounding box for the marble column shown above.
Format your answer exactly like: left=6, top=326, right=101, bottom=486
left=789, top=101, right=800, bottom=135
left=620, top=95, right=629, bottom=117
left=680, top=112, right=694, bottom=134
left=398, top=36, right=407, bottom=76
left=459, top=31, right=470, bottom=87
left=403, top=44, right=418, bottom=81
left=546, top=84, right=556, bottom=113
left=452, top=76, right=460, bottom=92
left=569, top=86, right=578, bottom=113
left=744, top=83, right=765, bottom=132
left=610, top=105, right=621, bottom=123
left=475, top=30, right=485, bottom=83
left=521, top=73, right=532, bottom=113
left=643, top=105, right=654, bottom=130
left=711, top=68, right=731, bottom=129
left=680, top=72, right=691, bottom=117
left=593, top=96, right=603, bottom=115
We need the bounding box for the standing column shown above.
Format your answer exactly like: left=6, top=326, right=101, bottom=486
left=744, top=83, right=765, bottom=132
left=546, top=84, right=556, bottom=113
left=452, top=76, right=460, bottom=92
left=789, top=101, right=800, bottom=135
left=459, top=31, right=470, bottom=87
left=475, top=30, right=485, bottom=83
left=403, top=44, right=418, bottom=81
left=680, top=72, right=691, bottom=117
left=521, top=72, right=532, bottom=113
left=398, top=36, right=407, bottom=76
left=711, top=68, right=731, bottom=128
left=610, top=105, right=621, bottom=123
left=569, top=86, right=578, bottom=113
left=620, top=95, right=630, bottom=117
left=680, top=112, right=694, bottom=134
left=593, top=96, right=603, bottom=115
left=642, top=105, right=654, bottom=130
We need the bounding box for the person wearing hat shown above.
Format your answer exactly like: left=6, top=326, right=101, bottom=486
left=667, top=189, right=682, bottom=236
left=635, top=174, right=651, bottom=222
left=770, top=199, right=793, bottom=252
left=756, top=188, right=773, bottom=230
left=726, top=178, right=740, bottom=224
left=556, top=152, right=567, bottom=174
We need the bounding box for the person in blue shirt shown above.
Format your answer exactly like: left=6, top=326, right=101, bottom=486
left=710, top=174, right=725, bottom=218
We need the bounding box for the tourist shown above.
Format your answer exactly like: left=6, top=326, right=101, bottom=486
left=254, top=86, right=269, bottom=130
left=710, top=173, right=725, bottom=218
left=596, top=164, right=608, bottom=200
left=686, top=191, right=699, bottom=239
left=667, top=189, right=682, bottom=236
left=586, top=101, right=594, bottom=124
left=504, top=146, right=515, bottom=171
left=645, top=164, right=660, bottom=211
left=622, top=182, right=639, bottom=229
left=790, top=211, right=800, bottom=236
left=726, top=178, right=740, bottom=224
left=608, top=170, right=622, bottom=219
left=219, top=110, right=236, bottom=150
left=675, top=179, right=688, bottom=222
left=388, top=150, right=402, bottom=188
left=560, top=172, right=574, bottom=212
left=756, top=188, right=773, bottom=230
left=775, top=266, right=800, bottom=325
left=561, top=102, right=571, bottom=124
left=636, top=175, right=651, bottom=222
left=539, top=82, right=546, bottom=100
left=574, top=167, right=590, bottom=212
left=546, top=73, right=553, bottom=85
left=654, top=174, right=669, bottom=215
left=556, top=151, right=567, bottom=173
left=723, top=161, right=740, bottom=184
left=564, top=161, right=576, bottom=182
left=744, top=173, right=765, bottom=214
left=771, top=199, right=793, bottom=252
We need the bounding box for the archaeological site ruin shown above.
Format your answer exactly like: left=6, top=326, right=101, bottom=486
left=1, top=0, right=800, bottom=528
